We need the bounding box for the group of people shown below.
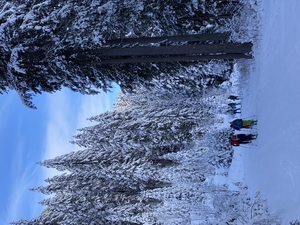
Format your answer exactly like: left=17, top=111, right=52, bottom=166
left=230, top=133, right=257, bottom=146
left=227, top=95, right=258, bottom=147
left=229, top=119, right=257, bottom=146
left=227, top=95, right=241, bottom=115
left=227, top=103, right=241, bottom=115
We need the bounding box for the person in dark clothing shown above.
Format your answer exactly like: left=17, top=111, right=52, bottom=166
left=230, top=119, right=243, bottom=130
left=227, top=108, right=241, bottom=115
left=230, top=134, right=257, bottom=146
left=232, top=134, right=256, bottom=142
left=230, top=119, right=257, bottom=130
left=228, top=95, right=239, bottom=100
left=228, top=102, right=241, bottom=108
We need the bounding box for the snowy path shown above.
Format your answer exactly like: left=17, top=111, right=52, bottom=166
left=240, top=1, right=300, bottom=223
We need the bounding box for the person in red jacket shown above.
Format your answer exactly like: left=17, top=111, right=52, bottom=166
left=230, top=134, right=257, bottom=146
left=230, top=139, right=240, bottom=146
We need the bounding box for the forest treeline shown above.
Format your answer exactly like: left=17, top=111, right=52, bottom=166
left=28, top=88, right=232, bottom=224
left=13, top=87, right=279, bottom=225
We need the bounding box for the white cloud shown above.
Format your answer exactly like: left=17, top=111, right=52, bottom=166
left=42, top=90, right=77, bottom=179
left=5, top=174, right=44, bottom=224
left=75, top=92, right=114, bottom=132
left=43, top=90, right=75, bottom=159
left=3, top=143, right=44, bottom=224
left=4, top=143, right=26, bottom=224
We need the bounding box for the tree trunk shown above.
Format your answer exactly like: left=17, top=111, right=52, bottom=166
left=77, top=42, right=252, bottom=57
left=105, top=32, right=230, bottom=46
left=87, top=41, right=252, bottom=64
left=97, top=53, right=251, bottom=64
left=62, top=33, right=252, bottom=64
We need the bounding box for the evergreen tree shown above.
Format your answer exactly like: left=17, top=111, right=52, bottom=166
left=1, top=0, right=249, bottom=108
left=19, top=86, right=214, bottom=224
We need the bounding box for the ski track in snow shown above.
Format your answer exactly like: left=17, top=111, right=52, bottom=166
left=230, top=1, right=300, bottom=223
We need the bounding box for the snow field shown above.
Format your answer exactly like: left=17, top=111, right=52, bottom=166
left=231, top=1, right=300, bottom=223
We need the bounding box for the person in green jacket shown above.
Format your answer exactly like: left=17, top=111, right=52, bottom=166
left=230, top=119, right=257, bottom=130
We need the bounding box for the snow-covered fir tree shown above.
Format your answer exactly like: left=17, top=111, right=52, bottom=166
left=1, top=0, right=248, bottom=108
left=16, top=87, right=218, bottom=224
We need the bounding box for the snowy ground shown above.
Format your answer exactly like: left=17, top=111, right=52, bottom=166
left=228, top=1, right=300, bottom=223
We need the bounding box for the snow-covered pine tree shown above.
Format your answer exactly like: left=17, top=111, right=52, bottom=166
left=22, top=86, right=217, bottom=224
left=1, top=0, right=249, bottom=108
left=76, top=87, right=215, bottom=157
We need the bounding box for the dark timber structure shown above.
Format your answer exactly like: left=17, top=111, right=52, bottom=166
left=65, top=33, right=252, bottom=65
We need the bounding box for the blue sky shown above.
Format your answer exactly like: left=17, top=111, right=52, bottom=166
left=0, top=85, right=120, bottom=224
